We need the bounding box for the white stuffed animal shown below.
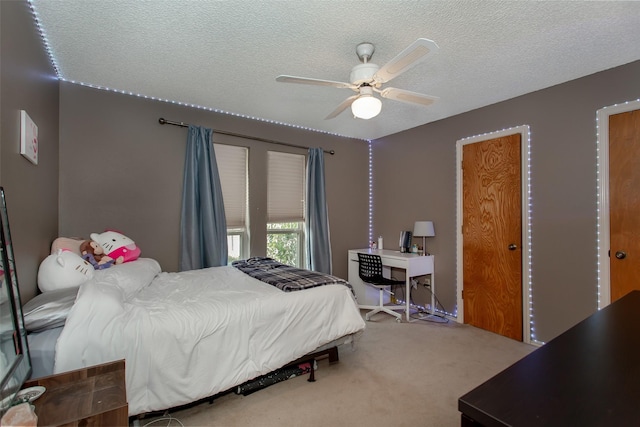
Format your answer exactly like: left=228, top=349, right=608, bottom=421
left=37, top=249, right=95, bottom=293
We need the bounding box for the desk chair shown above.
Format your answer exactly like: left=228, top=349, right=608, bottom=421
left=357, top=253, right=406, bottom=322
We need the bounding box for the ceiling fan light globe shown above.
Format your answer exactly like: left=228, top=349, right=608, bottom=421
left=351, top=95, right=382, bottom=119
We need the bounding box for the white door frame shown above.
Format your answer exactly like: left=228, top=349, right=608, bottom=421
left=596, top=99, right=640, bottom=310
left=455, top=125, right=532, bottom=344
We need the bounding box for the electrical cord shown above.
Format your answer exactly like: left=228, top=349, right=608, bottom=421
left=141, top=412, right=185, bottom=427
left=408, top=280, right=449, bottom=324
left=389, top=275, right=449, bottom=323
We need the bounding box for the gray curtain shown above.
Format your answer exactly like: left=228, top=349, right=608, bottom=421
left=179, top=125, right=228, bottom=270
left=305, top=147, right=332, bottom=274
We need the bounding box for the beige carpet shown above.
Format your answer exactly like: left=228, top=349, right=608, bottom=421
left=137, top=312, right=534, bottom=427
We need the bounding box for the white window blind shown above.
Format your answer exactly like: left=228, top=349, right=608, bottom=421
left=214, top=144, right=248, bottom=228
left=267, top=151, right=305, bottom=223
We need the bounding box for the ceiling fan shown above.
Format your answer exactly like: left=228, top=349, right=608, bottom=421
left=276, top=38, right=439, bottom=120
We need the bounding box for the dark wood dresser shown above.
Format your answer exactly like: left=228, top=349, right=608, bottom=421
left=459, top=290, right=640, bottom=426
left=23, top=359, right=127, bottom=426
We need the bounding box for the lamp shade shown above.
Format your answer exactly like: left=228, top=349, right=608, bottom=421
left=351, top=95, right=382, bottom=119
left=413, top=221, right=435, bottom=237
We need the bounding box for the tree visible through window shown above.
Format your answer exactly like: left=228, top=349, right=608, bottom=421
left=267, top=222, right=303, bottom=267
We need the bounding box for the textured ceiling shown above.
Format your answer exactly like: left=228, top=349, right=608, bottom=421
left=31, top=0, right=640, bottom=141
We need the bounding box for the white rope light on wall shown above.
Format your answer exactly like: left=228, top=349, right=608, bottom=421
left=56, top=79, right=357, bottom=140
left=27, top=0, right=361, bottom=142
left=525, top=126, right=535, bottom=343
left=368, top=141, right=373, bottom=245
left=596, top=110, right=602, bottom=309
left=27, top=1, right=60, bottom=76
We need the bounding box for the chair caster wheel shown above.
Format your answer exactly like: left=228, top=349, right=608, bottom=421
left=365, top=314, right=371, bottom=321
left=395, top=318, right=402, bottom=323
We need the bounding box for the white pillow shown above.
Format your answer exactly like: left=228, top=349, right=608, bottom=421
left=23, top=288, right=78, bottom=332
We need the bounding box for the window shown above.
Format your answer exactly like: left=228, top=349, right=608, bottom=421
left=267, top=151, right=305, bottom=267
left=214, top=144, right=248, bottom=263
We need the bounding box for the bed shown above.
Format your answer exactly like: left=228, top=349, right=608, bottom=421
left=24, top=258, right=365, bottom=416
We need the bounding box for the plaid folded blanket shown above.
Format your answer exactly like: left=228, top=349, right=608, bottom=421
left=232, top=257, right=352, bottom=292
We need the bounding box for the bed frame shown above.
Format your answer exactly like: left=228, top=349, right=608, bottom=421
left=132, top=344, right=344, bottom=424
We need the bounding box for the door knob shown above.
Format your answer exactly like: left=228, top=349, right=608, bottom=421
left=508, top=244, right=517, bottom=251
left=615, top=251, right=627, bottom=260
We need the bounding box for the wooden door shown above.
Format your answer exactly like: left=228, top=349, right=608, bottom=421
left=609, top=109, right=640, bottom=301
left=462, top=134, right=522, bottom=341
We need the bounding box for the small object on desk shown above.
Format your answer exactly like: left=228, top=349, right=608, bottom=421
left=16, top=386, right=46, bottom=403
left=399, top=230, right=412, bottom=253
left=413, top=221, right=435, bottom=256
left=370, top=241, right=377, bottom=249
left=378, top=236, right=384, bottom=250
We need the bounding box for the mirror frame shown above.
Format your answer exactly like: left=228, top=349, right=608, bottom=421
left=0, top=187, right=32, bottom=415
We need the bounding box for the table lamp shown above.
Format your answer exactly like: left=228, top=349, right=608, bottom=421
left=413, top=221, right=435, bottom=255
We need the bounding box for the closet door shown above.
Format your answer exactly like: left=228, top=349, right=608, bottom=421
left=462, top=133, right=522, bottom=341
left=609, top=109, right=640, bottom=302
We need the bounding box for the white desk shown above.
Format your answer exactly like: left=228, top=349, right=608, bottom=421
left=348, top=249, right=434, bottom=322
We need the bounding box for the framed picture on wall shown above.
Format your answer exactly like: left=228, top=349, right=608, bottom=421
left=20, top=110, right=38, bottom=165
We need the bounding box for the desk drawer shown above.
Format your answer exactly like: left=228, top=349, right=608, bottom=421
left=378, top=256, right=407, bottom=269
left=387, top=255, right=433, bottom=276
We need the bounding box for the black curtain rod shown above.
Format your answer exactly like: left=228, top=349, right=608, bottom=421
left=158, top=118, right=335, bottom=155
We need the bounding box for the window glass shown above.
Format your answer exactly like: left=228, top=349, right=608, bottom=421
left=267, top=222, right=304, bottom=267
left=227, top=229, right=243, bottom=264
left=267, top=152, right=305, bottom=223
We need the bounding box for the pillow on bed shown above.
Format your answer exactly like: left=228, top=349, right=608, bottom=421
left=23, top=287, right=78, bottom=332
left=50, top=237, right=84, bottom=256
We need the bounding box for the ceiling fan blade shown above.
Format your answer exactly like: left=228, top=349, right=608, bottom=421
left=276, top=75, right=355, bottom=90
left=380, top=87, right=439, bottom=106
left=373, top=38, right=439, bottom=84
left=325, top=95, right=359, bottom=120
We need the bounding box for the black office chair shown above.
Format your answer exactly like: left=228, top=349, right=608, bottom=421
left=357, top=253, right=406, bottom=322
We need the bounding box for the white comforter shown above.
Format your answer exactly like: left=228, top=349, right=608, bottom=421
left=54, top=259, right=365, bottom=416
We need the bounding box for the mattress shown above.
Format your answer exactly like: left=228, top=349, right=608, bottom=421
left=27, top=326, right=63, bottom=379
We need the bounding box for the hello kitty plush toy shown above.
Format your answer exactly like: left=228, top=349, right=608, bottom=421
left=37, top=249, right=95, bottom=293
left=90, top=230, right=141, bottom=264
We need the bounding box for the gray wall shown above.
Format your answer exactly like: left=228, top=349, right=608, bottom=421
left=58, top=82, right=369, bottom=279
left=373, top=60, right=640, bottom=342
left=5, top=0, right=640, bottom=344
left=0, top=1, right=59, bottom=302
